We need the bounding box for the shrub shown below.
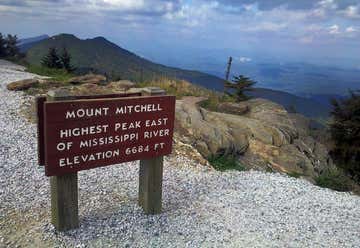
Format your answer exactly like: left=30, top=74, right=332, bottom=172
left=26, top=64, right=74, bottom=82
left=330, top=91, right=360, bottom=182
left=199, top=93, right=235, bottom=112
left=208, top=154, right=246, bottom=172
left=287, top=171, right=303, bottom=178
left=224, top=75, right=256, bottom=102
left=315, top=168, right=353, bottom=192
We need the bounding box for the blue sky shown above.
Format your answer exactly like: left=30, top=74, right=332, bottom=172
left=0, top=0, right=360, bottom=69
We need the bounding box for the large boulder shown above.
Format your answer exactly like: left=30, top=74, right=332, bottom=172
left=67, top=74, right=106, bottom=85
left=175, top=96, right=335, bottom=179
left=217, top=102, right=249, bottom=115
left=7, top=78, right=39, bottom=91
left=176, top=97, right=249, bottom=158
left=107, top=80, right=136, bottom=91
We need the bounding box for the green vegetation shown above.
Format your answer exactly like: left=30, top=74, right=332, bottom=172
left=287, top=171, right=303, bottom=178
left=315, top=168, right=353, bottom=192
left=208, top=154, right=246, bottom=172
left=199, top=94, right=235, bottom=112
left=41, top=47, right=63, bottom=69
left=330, top=91, right=360, bottom=183
left=25, top=34, right=225, bottom=87
left=0, top=33, right=21, bottom=59
left=41, top=47, right=76, bottom=72
left=26, top=64, right=74, bottom=82
left=224, top=75, right=256, bottom=102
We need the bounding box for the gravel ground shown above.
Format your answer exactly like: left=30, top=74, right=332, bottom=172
left=0, top=59, right=360, bottom=248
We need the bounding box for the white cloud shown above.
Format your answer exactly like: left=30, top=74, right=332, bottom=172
left=329, top=24, right=340, bottom=34
left=237, top=57, right=252, bottom=63
left=344, top=5, right=360, bottom=19
left=246, top=22, right=287, bottom=32
left=164, top=1, right=218, bottom=27
left=317, top=0, right=337, bottom=10
left=345, top=26, right=357, bottom=33
left=102, top=0, right=145, bottom=9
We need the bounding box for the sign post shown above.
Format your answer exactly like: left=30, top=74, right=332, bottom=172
left=47, top=90, right=79, bottom=231
left=139, top=87, right=166, bottom=214
left=38, top=87, right=175, bottom=231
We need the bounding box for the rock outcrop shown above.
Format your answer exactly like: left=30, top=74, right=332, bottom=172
left=107, top=80, right=136, bottom=91
left=7, top=78, right=39, bottom=91
left=175, top=97, right=335, bottom=179
left=66, top=74, right=107, bottom=85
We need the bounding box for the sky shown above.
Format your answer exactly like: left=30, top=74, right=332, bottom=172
left=0, top=0, right=360, bottom=69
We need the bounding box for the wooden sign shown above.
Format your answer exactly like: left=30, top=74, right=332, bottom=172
left=43, top=95, right=175, bottom=176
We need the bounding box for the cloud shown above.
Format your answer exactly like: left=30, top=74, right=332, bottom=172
left=345, top=26, right=357, bottom=33
left=217, top=0, right=316, bottom=10
left=329, top=24, right=340, bottom=34
left=246, top=22, right=287, bottom=32
left=0, top=0, right=359, bottom=68
left=317, top=0, right=337, bottom=10
left=0, top=0, right=182, bottom=17
left=237, top=57, right=252, bottom=63
left=164, top=1, right=218, bottom=27
left=216, top=0, right=360, bottom=11
left=343, top=5, right=360, bottom=18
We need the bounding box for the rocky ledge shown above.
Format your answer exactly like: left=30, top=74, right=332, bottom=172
left=176, top=96, right=335, bottom=180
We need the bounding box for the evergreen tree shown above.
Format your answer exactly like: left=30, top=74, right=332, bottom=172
left=0, top=33, right=6, bottom=58
left=60, top=47, right=75, bottom=72
left=5, top=34, right=19, bottom=57
left=41, top=47, right=62, bottom=69
left=225, top=75, right=256, bottom=102
left=330, top=91, right=360, bottom=181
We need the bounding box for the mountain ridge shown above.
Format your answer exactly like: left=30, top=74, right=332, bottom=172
left=25, top=33, right=330, bottom=118
left=26, top=34, right=226, bottom=90
left=18, top=34, right=49, bottom=53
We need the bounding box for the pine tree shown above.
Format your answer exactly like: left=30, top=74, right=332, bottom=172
left=225, top=75, right=256, bottom=102
left=60, top=47, right=75, bottom=72
left=0, top=33, right=6, bottom=58
left=41, top=47, right=62, bottom=69
left=5, top=34, right=19, bottom=57
left=330, top=91, right=360, bottom=181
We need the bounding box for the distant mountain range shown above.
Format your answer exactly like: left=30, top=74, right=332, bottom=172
left=22, top=34, right=333, bottom=119
left=247, top=88, right=332, bottom=119
left=18, top=35, right=49, bottom=53
left=24, top=34, right=225, bottom=90
left=180, top=56, right=360, bottom=97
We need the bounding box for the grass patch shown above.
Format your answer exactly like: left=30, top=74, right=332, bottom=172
left=315, top=168, right=353, bottom=192
left=287, top=171, right=303, bottom=178
left=26, top=65, right=74, bottom=82
left=198, top=94, right=220, bottom=111
left=198, top=94, right=235, bottom=112
left=208, top=154, right=246, bottom=172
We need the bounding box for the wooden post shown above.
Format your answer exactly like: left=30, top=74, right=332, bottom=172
left=47, top=89, right=79, bottom=231
left=36, top=96, right=46, bottom=166
left=50, top=174, right=79, bottom=231
left=139, top=87, right=165, bottom=214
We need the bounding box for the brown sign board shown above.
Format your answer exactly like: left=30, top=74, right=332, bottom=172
left=37, top=93, right=142, bottom=167
left=43, top=95, right=175, bottom=176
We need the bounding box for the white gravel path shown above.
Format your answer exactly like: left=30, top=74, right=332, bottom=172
left=0, top=59, right=360, bottom=248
